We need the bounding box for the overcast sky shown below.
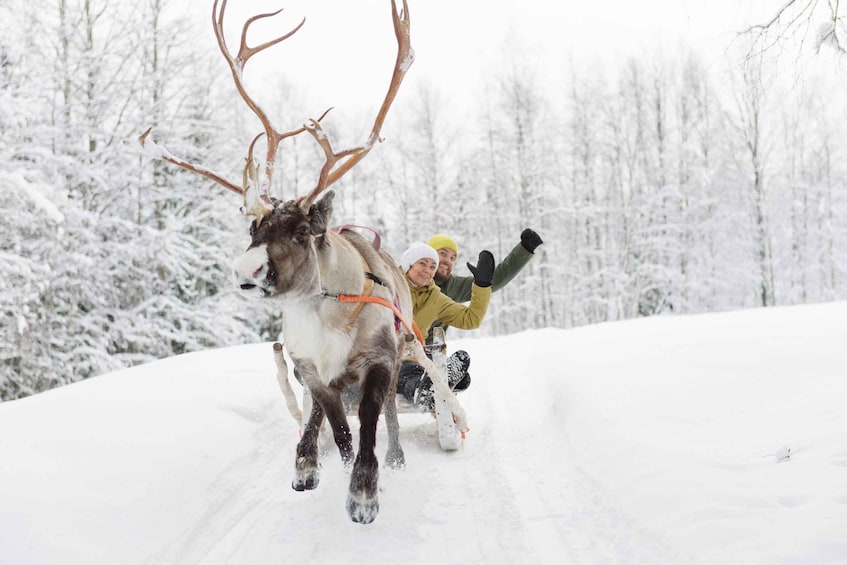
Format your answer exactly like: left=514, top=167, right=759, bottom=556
left=178, top=0, right=786, bottom=125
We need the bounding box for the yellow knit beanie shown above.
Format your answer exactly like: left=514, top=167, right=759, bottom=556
left=426, top=234, right=459, bottom=256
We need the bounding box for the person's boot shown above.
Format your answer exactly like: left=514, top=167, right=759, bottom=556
left=446, top=350, right=471, bottom=389
left=399, top=361, right=426, bottom=403
left=412, top=375, right=434, bottom=409
left=452, top=371, right=471, bottom=391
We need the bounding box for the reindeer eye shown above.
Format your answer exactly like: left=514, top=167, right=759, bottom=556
left=293, top=225, right=310, bottom=244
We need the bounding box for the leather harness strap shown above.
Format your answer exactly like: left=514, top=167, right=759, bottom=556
left=336, top=293, right=424, bottom=345
left=342, top=255, right=376, bottom=332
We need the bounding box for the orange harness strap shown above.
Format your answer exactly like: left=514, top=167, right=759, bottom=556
left=341, top=255, right=377, bottom=332
left=343, top=277, right=374, bottom=331
left=333, top=245, right=423, bottom=345
left=336, top=294, right=424, bottom=346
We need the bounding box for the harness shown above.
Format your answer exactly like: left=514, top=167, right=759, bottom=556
left=320, top=226, right=424, bottom=346
left=334, top=224, right=382, bottom=251
left=332, top=292, right=425, bottom=345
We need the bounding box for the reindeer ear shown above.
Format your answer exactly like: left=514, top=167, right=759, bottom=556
left=309, top=190, right=335, bottom=235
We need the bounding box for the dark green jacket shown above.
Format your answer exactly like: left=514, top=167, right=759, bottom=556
left=427, top=241, right=534, bottom=342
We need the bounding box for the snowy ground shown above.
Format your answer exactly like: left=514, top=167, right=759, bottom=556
left=1, top=302, right=846, bottom=564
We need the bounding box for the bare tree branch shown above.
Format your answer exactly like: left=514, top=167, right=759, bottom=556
left=741, top=0, right=846, bottom=56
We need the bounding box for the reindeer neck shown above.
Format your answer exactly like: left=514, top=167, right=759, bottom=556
left=314, top=230, right=368, bottom=297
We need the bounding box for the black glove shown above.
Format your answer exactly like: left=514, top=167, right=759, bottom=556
left=520, top=228, right=543, bottom=253
left=467, top=250, right=495, bottom=288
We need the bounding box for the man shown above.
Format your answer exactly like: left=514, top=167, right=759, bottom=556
left=400, top=229, right=543, bottom=406
left=425, top=228, right=543, bottom=343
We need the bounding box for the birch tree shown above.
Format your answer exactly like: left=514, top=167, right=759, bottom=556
left=477, top=44, right=555, bottom=333
left=732, top=58, right=776, bottom=307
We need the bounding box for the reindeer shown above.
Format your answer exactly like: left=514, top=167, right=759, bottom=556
left=134, top=0, right=466, bottom=524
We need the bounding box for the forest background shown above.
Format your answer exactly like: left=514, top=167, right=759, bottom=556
left=1, top=0, right=845, bottom=400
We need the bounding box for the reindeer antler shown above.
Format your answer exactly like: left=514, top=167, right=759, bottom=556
left=297, top=0, right=413, bottom=212
left=136, top=127, right=244, bottom=196
left=136, top=0, right=412, bottom=224
left=212, top=0, right=315, bottom=209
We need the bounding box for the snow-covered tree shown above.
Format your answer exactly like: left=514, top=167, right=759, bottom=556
left=3, top=1, right=847, bottom=400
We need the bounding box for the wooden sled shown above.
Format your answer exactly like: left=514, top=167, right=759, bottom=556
left=272, top=327, right=464, bottom=451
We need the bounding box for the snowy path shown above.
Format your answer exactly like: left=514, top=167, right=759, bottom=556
left=3, top=304, right=846, bottom=564
left=139, top=341, right=680, bottom=565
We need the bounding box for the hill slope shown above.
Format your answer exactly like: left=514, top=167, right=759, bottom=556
left=2, top=303, right=846, bottom=564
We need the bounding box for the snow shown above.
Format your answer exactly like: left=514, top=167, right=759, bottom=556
left=1, top=170, right=65, bottom=224
left=1, top=302, right=846, bottom=564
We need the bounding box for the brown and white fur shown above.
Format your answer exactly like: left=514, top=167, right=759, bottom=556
left=232, top=190, right=413, bottom=524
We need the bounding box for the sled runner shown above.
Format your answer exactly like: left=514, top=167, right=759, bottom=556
left=272, top=327, right=464, bottom=451
left=395, top=327, right=463, bottom=451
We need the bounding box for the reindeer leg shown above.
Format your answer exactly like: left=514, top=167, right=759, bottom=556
left=293, top=397, right=324, bottom=491
left=312, top=385, right=355, bottom=466
left=346, top=363, right=391, bottom=524
left=383, top=353, right=405, bottom=469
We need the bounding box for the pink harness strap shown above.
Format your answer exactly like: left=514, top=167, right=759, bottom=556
left=334, top=224, right=382, bottom=251
left=393, top=293, right=404, bottom=331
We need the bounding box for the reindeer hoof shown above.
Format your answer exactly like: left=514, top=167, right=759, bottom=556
left=293, top=464, right=320, bottom=491
left=384, top=449, right=405, bottom=470
left=292, top=475, right=319, bottom=491
left=346, top=493, right=379, bottom=524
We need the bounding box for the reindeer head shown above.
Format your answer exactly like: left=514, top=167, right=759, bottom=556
left=232, top=191, right=335, bottom=298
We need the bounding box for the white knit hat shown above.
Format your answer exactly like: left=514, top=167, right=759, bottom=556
left=400, top=242, right=439, bottom=273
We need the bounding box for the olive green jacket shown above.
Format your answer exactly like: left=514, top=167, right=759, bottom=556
left=427, top=241, right=533, bottom=342
left=405, top=273, right=492, bottom=338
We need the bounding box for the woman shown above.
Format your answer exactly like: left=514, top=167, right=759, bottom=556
left=397, top=241, right=495, bottom=407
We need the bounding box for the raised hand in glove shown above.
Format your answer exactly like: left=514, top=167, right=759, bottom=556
left=520, top=228, right=543, bottom=253
left=467, top=250, right=495, bottom=288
